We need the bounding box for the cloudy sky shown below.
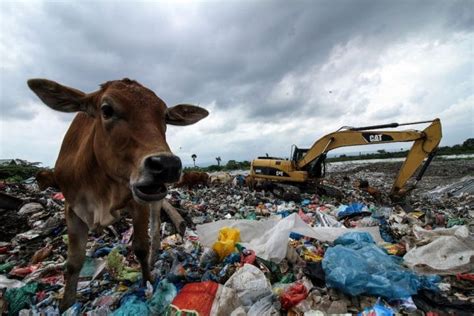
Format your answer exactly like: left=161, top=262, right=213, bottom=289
left=0, top=0, right=472, bottom=167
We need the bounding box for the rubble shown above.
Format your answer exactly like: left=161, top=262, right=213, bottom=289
left=0, top=159, right=472, bottom=315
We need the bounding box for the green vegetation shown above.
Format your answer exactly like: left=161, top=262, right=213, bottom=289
left=327, top=138, right=474, bottom=162
left=0, top=162, right=44, bottom=182
left=184, top=160, right=251, bottom=172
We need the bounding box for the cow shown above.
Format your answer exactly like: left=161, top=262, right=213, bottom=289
left=36, top=170, right=58, bottom=191
left=27, top=78, right=208, bottom=311
left=209, top=171, right=232, bottom=185
left=177, top=171, right=209, bottom=188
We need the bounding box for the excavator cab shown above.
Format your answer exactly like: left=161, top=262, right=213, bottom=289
left=291, top=145, right=326, bottom=178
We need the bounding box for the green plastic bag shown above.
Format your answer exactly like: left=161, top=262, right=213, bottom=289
left=5, top=282, right=38, bottom=315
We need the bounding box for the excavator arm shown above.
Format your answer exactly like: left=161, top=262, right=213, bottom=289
left=297, top=119, right=442, bottom=194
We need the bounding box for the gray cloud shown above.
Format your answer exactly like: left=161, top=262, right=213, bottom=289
left=0, top=0, right=472, bottom=165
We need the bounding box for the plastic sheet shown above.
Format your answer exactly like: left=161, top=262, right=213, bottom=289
left=197, top=213, right=382, bottom=263
left=337, top=203, right=370, bottom=219
left=322, top=232, right=440, bottom=299
left=404, top=225, right=474, bottom=275
left=149, top=279, right=177, bottom=315
left=112, top=296, right=148, bottom=316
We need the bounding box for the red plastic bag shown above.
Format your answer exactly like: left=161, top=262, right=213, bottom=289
left=280, top=282, right=308, bottom=310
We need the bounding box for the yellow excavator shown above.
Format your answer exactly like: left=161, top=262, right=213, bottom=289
left=249, top=118, right=442, bottom=197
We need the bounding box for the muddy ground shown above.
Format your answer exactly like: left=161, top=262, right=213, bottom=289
left=327, top=158, right=474, bottom=194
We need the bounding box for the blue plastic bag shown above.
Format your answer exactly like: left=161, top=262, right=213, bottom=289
left=322, top=232, right=440, bottom=299
left=149, top=279, right=177, bottom=315
left=359, top=298, right=394, bottom=316
left=337, top=203, right=369, bottom=219
left=112, top=296, right=148, bottom=316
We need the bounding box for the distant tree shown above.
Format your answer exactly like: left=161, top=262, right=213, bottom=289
left=191, top=154, right=197, bottom=167
left=377, top=149, right=386, bottom=154
left=216, top=156, right=221, bottom=166
left=463, top=138, right=474, bottom=148
left=207, top=165, right=222, bottom=172
left=226, top=160, right=238, bottom=170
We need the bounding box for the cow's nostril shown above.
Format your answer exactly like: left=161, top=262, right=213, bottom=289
left=145, top=156, right=165, bottom=173
left=144, top=155, right=182, bottom=182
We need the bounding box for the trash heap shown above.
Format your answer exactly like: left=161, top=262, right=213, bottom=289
left=0, top=170, right=473, bottom=315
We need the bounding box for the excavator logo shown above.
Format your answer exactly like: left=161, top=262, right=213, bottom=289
left=362, top=133, right=394, bottom=143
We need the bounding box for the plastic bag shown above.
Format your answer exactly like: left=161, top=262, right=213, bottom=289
left=224, top=264, right=272, bottom=311
left=358, top=298, right=395, bottom=316
left=337, top=203, right=369, bottom=219
left=148, top=279, right=177, bottom=315
left=322, top=232, right=440, bottom=299
left=5, top=282, right=38, bottom=315
left=280, top=282, right=308, bottom=310
left=112, top=296, right=148, bottom=316
left=212, top=227, right=241, bottom=260
left=169, top=281, right=241, bottom=315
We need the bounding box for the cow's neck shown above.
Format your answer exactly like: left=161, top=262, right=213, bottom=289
left=56, top=114, right=132, bottom=230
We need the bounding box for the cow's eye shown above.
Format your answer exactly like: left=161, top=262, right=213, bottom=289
left=101, top=104, right=114, bottom=119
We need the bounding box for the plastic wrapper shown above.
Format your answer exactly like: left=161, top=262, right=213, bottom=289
left=148, top=279, right=177, bottom=315
left=280, top=282, right=308, bottom=310
left=112, top=296, right=148, bottom=316
left=322, top=232, right=440, bottom=299
left=224, top=264, right=272, bottom=311
left=212, top=227, right=241, bottom=260
left=4, top=282, right=38, bottom=315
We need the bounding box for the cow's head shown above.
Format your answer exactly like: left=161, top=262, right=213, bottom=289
left=27, top=78, right=208, bottom=202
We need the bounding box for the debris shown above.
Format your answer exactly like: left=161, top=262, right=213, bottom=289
left=0, top=158, right=472, bottom=314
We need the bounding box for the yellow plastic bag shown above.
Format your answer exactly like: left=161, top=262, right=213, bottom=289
left=212, top=227, right=241, bottom=260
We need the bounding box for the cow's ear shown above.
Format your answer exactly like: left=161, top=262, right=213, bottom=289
left=27, top=79, right=92, bottom=114
left=166, top=104, right=209, bottom=126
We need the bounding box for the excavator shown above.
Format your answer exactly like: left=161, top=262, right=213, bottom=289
left=249, top=118, right=442, bottom=197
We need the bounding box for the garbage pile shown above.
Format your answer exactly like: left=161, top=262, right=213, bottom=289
left=0, top=167, right=473, bottom=315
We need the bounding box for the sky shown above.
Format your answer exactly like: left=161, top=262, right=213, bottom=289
left=0, top=0, right=473, bottom=167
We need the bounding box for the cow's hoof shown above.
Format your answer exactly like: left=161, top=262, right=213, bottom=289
left=59, top=298, right=75, bottom=313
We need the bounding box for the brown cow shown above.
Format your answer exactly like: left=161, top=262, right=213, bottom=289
left=177, top=171, right=209, bottom=188
left=36, top=169, right=58, bottom=191
left=27, top=78, right=208, bottom=311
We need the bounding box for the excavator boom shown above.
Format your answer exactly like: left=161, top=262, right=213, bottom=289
left=250, top=118, right=442, bottom=196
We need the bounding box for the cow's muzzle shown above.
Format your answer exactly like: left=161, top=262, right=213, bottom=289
left=132, top=154, right=182, bottom=202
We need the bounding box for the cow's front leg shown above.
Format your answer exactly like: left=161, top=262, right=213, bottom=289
left=60, top=205, right=89, bottom=312
left=129, top=201, right=152, bottom=284
left=149, top=200, right=162, bottom=268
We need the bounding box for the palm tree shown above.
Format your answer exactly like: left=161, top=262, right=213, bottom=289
left=191, top=154, right=197, bottom=167
left=216, top=156, right=221, bottom=166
